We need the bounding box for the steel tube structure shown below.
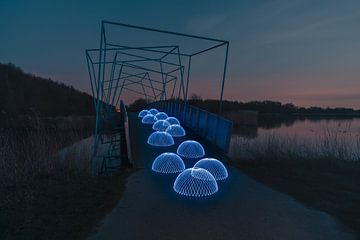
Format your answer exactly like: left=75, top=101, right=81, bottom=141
left=85, top=21, right=229, bottom=174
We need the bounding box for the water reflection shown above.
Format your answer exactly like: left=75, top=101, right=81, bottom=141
left=259, top=115, right=360, bottom=129
left=230, top=117, right=360, bottom=161
left=234, top=116, right=360, bottom=139
left=232, top=125, right=258, bottom=139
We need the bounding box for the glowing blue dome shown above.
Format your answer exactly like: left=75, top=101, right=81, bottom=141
left=149, top=108, right=159, bottom=115
left=152, top=120, right=170, bottom=131
left=147, top=131, right=174, bottom=147
left=155, top=112, right=168, bottom=120
left=177, top=140, right=205, bottom=158
left=152, top=153, right=185, bottom=174
left=166, top=124, right=186, bottom=137
left=142, top=114, right=157, bottom=124
left=165, top=117, right=180, bottom=125
left=173, top=167, right=218, bottom=197
left=138, top=110, right=150, bottom=118
left=194, top=158, right=228, bottom=180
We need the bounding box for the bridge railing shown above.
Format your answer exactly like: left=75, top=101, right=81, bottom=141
left=148, top=100, right=233, bottom=153
left=120, top=101, right=132, bottom=166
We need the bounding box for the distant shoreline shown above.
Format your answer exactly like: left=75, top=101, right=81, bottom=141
left=292, top=113, right=360, bottom=117
left=260, top=112, right=360, bottom=118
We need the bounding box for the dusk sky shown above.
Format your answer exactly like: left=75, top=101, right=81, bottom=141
left=1, top=0, right=360, bottom=108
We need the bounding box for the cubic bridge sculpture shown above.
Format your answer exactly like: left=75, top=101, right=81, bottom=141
left=85, top=21, right=229, bottom=176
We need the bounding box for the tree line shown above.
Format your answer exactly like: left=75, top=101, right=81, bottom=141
left=128, top=94, right=360, bottom=116
left=0, top=63, right=95, bottom=117
left=1, top=62, right=357, bottom=118
left=187, top=94, right=360, bottom=116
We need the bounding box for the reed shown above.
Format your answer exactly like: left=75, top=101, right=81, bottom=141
left=230, top=124, right=360, bottom=237
left=230, top=123, right=360, bottom=163
left=0, top=117, right=92, bottom=188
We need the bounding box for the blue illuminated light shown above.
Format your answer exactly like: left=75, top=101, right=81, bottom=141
left=147, top=131, right=174, bottom=147
left=177, top=140, right=205, bottom=158
left=155, top=112, right=168, bottom=120
left=194, top=158, right=228, bottom=180
left=173, top=167, right=218, bottom=197
left=152, top=153, right=185, bottom=174
left=138, top=110, right=150, bottom=118
left=165, top=117, right=180, bottom=125
left=142, top=114, right=158, bottom=124
left=152, top=120, right=171, bottom=131
left=149, top=108, right=159, bottom=115
left=166, top=124, right=186, bottom=137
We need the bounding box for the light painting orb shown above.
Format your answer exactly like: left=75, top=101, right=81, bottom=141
left=165, top=117, right=180, bottom=125
left=149, top=108, right=159, bottom=115
left=152, top=120, right=171, bottom=131
left=152, top=153, right=185, bottom=174
left=142, top=114, right=157, bottom=124
left=173, top=167, right=218, bottom=197
left=177, top=140, right=205, bottom=158
left=138, top=110, right=150, bottom=118
left=155, top=112, right=168, bottom=120
left=194, top=158, right=228, bottom=180
left=147, top=131, right=174, bottom=147
left=166, top=124, right=186, bottom=137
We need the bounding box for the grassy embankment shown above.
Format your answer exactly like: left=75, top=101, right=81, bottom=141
left=232, top=128, right=360, bottom=237
left=0, top=117, right=132, bottom=240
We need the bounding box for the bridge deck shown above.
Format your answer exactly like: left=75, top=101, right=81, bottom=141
left=90, top=113, right=354, bottom=240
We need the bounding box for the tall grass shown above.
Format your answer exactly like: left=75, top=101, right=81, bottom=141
left=230, top=123, right=360, bottom=236
left=0, top=117, right=92, bottom=188
left=230, top=123, right=360, bottom=163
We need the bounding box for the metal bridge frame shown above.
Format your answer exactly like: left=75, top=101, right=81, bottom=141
left=86, top=21, right=229, bottom=173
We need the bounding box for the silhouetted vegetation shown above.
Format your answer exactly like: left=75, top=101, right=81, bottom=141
left=231, top=131, right=360, bottom=237
left=126, top=95, right=360, bottom=118
left=184, top=95, right=360, bottom=130
left=0, top=63, right=134, bottom=239
left=129, top=96, right=360, bottom=130
left=0, top=117, right=132, bottom=239
left=187, top=94, right=360, bottom=116
left=0, top=63, right=94, bottom=117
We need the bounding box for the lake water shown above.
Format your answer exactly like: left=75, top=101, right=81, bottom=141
left=229, top=117, right=360, bottom=161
